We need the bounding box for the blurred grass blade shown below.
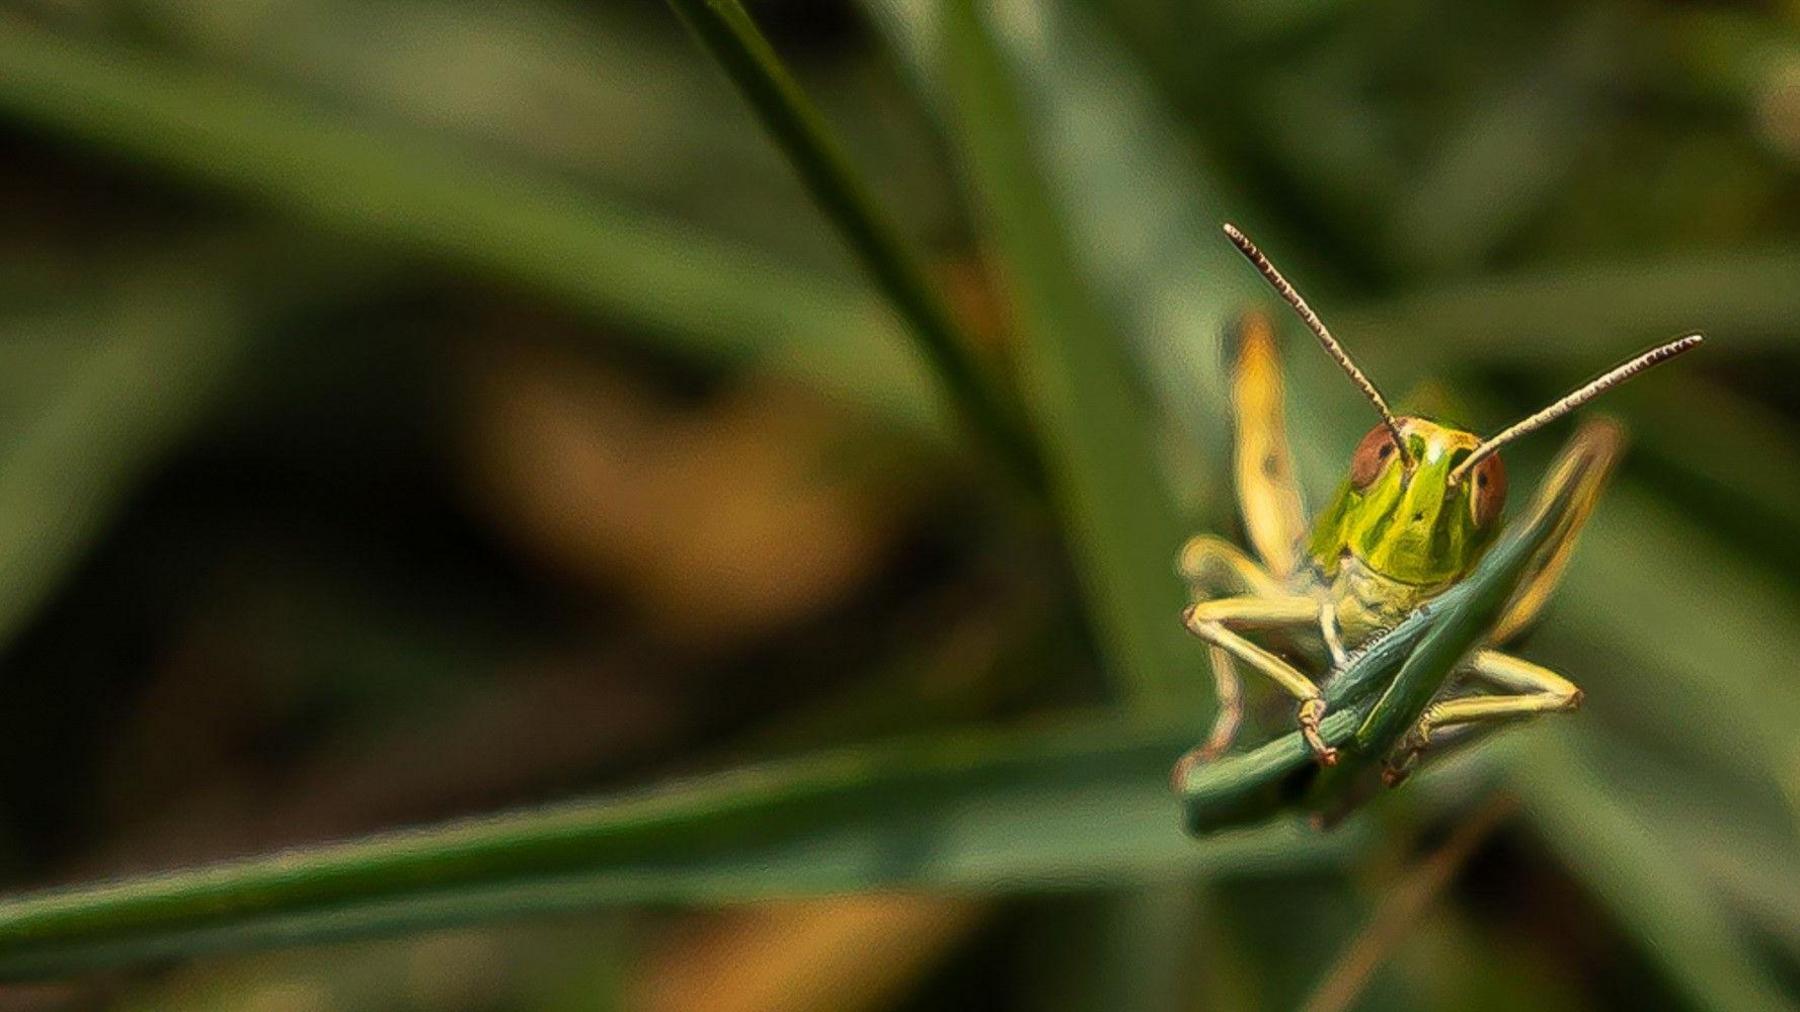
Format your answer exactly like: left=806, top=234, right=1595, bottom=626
left=1680, top=814, right=1800, bottom=963
left=861, top=0, right=1285, bottom=512
left=1300, top=795, right=1518, bottom=1012
left=1517, top=733, right=1795, bottom=1012
left=0, top=23, right=943, bottom=434
left=1605, top=372, right=1800, bottom=571
left=1384, top=14, right=1610, bottom=276
left=939, top=0, right=1197, bottom=708
left=857, top=0, right=951, bottom=119
left=1340, top=246, right=1800, bottom=371
left=0, top=241, right=347, bottom=651
left=661, top=0, right=1044, bottom=488
left=1550, top=485, right=1800, bottom=794
left=1577, top=734, right=1800, bottom=963
left=941, top=0, right=1266, bottom=467
left=0, top=716, right=1354, bottom=979
left=898, top=11, right=1272, bottom=1006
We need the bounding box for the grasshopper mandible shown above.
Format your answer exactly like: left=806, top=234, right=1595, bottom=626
left=1172, top=224, right=1701, bottom=801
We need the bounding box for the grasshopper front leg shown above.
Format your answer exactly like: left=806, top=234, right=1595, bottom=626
left=1383, top=649, right=1583, bottom=783
left=1176, top=536, right=1295, bottom=780
left=1180, top=595, right=1340, bottom=772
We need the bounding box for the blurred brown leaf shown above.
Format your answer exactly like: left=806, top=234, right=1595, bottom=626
left=630, top=895, right=984, bottom=1012
left=462, top=340, right=916, bottom=649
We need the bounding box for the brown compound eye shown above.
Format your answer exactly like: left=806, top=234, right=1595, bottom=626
left=1349, top=423, right=1400, bottom=489
left=1469, top=454, right=1507, bottom=527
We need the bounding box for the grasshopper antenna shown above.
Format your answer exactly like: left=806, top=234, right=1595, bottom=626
left=1222, top=223, right=1414, bottom=470
left=1449, top=334, right=1703, bottom=485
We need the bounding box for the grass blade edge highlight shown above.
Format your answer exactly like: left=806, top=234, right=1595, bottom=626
left=661, top=0, right=1044, bottom=489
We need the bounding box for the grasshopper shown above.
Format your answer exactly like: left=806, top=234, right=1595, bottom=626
left=1172, top=224, right=1701, bottom=803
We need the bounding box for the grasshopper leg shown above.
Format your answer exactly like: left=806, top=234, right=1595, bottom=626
left=1181, top=595, right=1339, bottom=768
left=1172, top=538, right=1288, bottom=787
left=1383, top=649, right=1583, bottom=784
left=1319, top=605, right=1350, bottom=667
left=1228, top=310, right=1309, bottom=580
left=1178, top=534, right=1284, bottom=597
left=1491, top=420, right=1623, bottom=642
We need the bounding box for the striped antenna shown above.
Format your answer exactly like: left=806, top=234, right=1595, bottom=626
left=1448, top=334, right=1704, bottom=485
left=1222, top=224, right=1414, bottom=470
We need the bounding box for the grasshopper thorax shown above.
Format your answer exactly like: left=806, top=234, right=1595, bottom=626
left=1307, top=417, right=1507, bottom=589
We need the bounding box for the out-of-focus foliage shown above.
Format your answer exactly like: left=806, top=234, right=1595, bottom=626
left=0, top=0, right=1793, bottom=1009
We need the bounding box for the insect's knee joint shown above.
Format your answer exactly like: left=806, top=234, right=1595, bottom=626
left=1177, top=537, right=1218, bottom=580
left=1169, top=752, right=1200, bottom=793
left=1182, top=602, right=1227, bottom=632
left=1561, top=688, right=1584, bottom=711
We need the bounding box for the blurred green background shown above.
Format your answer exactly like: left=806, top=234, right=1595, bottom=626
left=0, top=0, right=1794, bottom=1009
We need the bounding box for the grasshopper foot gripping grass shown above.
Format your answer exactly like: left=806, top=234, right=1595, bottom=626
left=1172, top=224, right=1701, bottom=831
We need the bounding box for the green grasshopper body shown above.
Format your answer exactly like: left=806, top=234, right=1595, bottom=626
left=1171, top=225, right=1700, bottom=832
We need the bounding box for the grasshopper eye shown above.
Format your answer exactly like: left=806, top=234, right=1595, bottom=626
left=1349, top=423, right=1400, bottom=489
left=1469, top=454, right=1507, bottom=527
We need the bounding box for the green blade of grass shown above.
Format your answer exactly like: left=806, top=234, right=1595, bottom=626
left=1347, top=486, right=1579, bottom=753
left=661, top=0, right=1044, bottom=489
left=131, top=0, right=893, bottom=269
left=934, top=0, right=1264, bottom=462
left=937, top=0, right=1198, bottom=709
left=0, top=714, right=1354, bottom=979
left=1680, top=817, right=1800, bottom=963
left=1577, top=737, right=1800, bottom=963
left=895, top=11, right=1275, bottom=1006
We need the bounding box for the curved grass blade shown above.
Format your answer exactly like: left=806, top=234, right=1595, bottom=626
left=0, top=716, right=1353, bottom=980
left=661, top=0, right=1044, bottom=490
left=1554, top=727, right=1800, bottom=967
left=0, top=289, right=237, bottom=647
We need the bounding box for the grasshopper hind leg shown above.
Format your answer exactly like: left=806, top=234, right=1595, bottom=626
left=1226, top=310, right=1309, bottom=580
left=1382, top=649, right=1583, bottom=784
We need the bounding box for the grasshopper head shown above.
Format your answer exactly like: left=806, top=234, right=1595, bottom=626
left=1308, top=418, right=1506, bottom=586
left=1219, top=222, right=1704, bottom=586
